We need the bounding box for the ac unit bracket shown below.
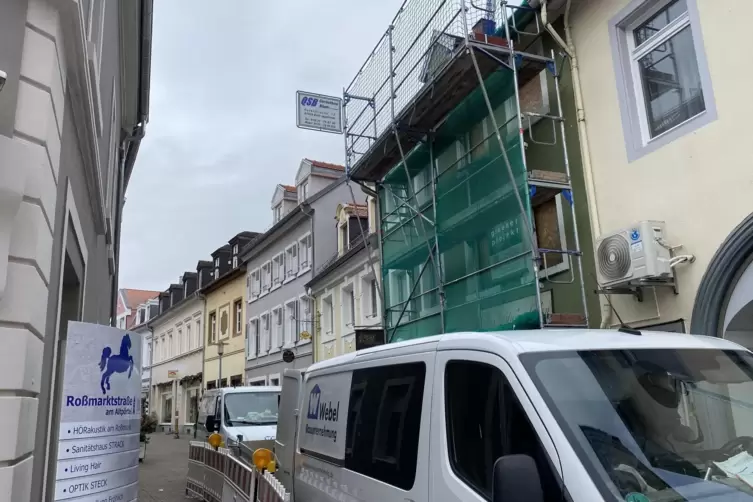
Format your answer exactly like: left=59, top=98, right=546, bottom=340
left=595, top=266, right=679, bottom=303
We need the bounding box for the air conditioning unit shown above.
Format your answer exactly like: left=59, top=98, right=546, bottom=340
left=595, top=220, right=672, bottom=288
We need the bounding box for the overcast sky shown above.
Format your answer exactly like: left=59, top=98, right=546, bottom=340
left=119, top=0, right=406, bottom=290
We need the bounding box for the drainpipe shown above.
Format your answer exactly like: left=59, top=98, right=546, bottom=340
left=541, top=0, right=601, bottom=237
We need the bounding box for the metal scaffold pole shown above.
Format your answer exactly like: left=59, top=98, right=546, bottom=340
left=552, top=50, right=590, bottom=326
left=464, top=0, right=544, bottom=328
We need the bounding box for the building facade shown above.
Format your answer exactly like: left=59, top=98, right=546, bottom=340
left=117, top=292, right=160, bottom=398
left=147, top=272, right=205, bottom=434
left=243, top=160, right=365, bottom=385
left=202, top=232, right=258, bottom=389
left=343, top=3, right=600, bottom=342
left=307, top=201, right=383, bottom=362
left=563, top=0, right=753, bottom=342
left=0, top=1, right=151, bottom=500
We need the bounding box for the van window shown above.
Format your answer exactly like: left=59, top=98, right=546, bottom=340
left=344, top=362, right=425, bottom=490
left=223, top=392, right=279, bottom=426
left=445, top=361, right=562, bottom=501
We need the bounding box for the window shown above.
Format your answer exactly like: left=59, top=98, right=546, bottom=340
left=272, top=253, right=284, bottom=287
left=342, top=284, right=355, bottom=332
left=168, top=333, right=174, bottom=358
left=232, top=255, right=238, bottom=269
left=272, top=306, right=283, bottom=350
left=177, top=328, right=183, bottom=354
left=269, top=376, right=281, bottom=387
left=611, top=0, right=714, bottom=159
left=261, top=312, right=271, bottom=352
left=214, top=257, right=220, bottom=280
left=195, top=319, right=201, bottom=348
left=233, top=299, right=243, bottom=336
left=261, top=261, right=272, bottom=292
left=445, top=360, right=562, bottom=500
left=322, top=295, right=333, bottom=334
left=209, top=312, right=217, bottom=344
left=339, top=223, right=348, bottom=253
left=298, top=234, right=312, bottom=271
left=249, top=269, right=261, bottom=299
left=230, top=374, right=243, bottom=387
left=370, top=279, right=378, bottom=317
left=273, top=204, right=282, bottom=223
left=285, top=244, right=298, bottom=279
left=343, top=362, right=425, bottom=490
left=298, top=181, right=309, bottom=202
left=284, top=300, right=298, bottom=345
left=153, top=339, right=159, bottom=363
left=533, top=195, right=569, bottom=277
left=248, top=318, right=259, bottom=358
left=186, top=323, right=192, bottom=351
left=138, top=308, right=146, bottom=325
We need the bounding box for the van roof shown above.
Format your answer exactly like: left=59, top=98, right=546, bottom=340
left=203, top=386, right=281, bottom=395
left=306, top=329, right=744, bottom=373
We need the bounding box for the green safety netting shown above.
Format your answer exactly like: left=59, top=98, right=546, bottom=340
left=379, top=66, right=540, bottom=343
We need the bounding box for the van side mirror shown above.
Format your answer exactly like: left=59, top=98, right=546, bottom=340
left=205, top=416, right=217, bottom=432
left=493, top=455, right=544, bottom=502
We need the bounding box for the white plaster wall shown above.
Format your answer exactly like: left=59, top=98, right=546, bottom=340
left=570, top=0, right=753, bottom=330
left=0, top=1, right=65, bottom=499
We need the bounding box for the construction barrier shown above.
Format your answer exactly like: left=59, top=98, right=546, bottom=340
left=186, top=442, right=290, bottom=502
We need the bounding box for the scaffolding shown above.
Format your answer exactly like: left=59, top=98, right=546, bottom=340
left=344, top=0, right=590, bottom=342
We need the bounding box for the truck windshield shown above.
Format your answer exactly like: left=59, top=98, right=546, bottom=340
left=523, top=348, right=753, bottom=501
left=223, top=392, right=279, bottom=427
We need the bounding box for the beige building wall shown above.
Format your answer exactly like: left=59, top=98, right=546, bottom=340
left=569, top=0, right=753, bottom=331
left=203, top=271, right=247, bottom=388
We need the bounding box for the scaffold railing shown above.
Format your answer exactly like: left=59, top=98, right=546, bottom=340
left=343, top=0, right=591, bottom=341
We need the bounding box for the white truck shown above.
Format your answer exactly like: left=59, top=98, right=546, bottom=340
left=272, top=329, right=753, bottom=502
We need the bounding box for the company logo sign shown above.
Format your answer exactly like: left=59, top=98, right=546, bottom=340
left=307, top=385, right=321, bottom=419
left=98, top=334, right=134, bottom=395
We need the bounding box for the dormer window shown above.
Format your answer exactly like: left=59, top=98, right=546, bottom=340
left=273, top=204, right=282, bottom=223
left=298, top=181, right=309, bottom=203
left=214, top=257, right=220, bottom=279
left=138, top=308, right=146, bottom=325
left=232, top=244, right=239, bottom=268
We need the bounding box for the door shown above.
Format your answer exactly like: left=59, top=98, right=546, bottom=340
left=276, top=369, right=302, bottom=493
left=429, top=350, right=564, bottom=501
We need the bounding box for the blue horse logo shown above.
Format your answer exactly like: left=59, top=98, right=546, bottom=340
left=99, top=334, right=134, bottom=394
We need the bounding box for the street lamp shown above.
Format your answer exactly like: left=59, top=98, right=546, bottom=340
left=216, top=341, right=228, bottom=388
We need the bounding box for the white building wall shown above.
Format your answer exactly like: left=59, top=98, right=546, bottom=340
left=149, top=298, right=204, bottom=430
left=0, top=1, right=66, bottom=499
left=569, top=0, right=753, bottom=330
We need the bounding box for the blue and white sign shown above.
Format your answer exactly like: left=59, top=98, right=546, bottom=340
left=299, top=374, right=351, bottom=460
left=296, top=91, right=343, bottom=134
left=55, top=322, right=142, bottom=501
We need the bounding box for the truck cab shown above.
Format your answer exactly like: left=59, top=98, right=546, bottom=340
left=198, top=386, right=281, bottom=443
left=275, top=329, right=753, bottom=501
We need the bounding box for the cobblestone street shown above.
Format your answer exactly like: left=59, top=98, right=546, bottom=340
left=139, top=432, right=195, bottom=501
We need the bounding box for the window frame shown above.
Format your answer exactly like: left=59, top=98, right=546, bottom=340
left=272, top=252, right=284, bottom=288
left=298, top=233, right=312, bottom=273
left=298, top=294, right=313, bottom=344
left=341, top=282, right=356, bottom=334
left=233, top=299, right=243, bottom=336
left=260, top=311, right=271, bottom=353
left=209, top=311, right=217, bottom=344
left=322, top=294, right=334, bottom=335
left=609, top=0, right=715, bottom=161
left=285, top=243, right=299, bottom=281
left=534, top=194, right=570, bottom=279
left=284, top=298, right=299, bottom=346
left=247, top=316, right=259, bottom=359
left=261, top=260, right=272, bottom=293
left=249, top=268, right=261, bottom=300
left=271, top=305, right=283, bottom=351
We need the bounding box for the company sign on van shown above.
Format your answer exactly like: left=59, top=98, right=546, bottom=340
left=300, top=375, right=352, bottom=460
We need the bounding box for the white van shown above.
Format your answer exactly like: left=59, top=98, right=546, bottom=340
left=198, top=386, right=281, bottom=443
left=274, top=330, right=753, bottom=502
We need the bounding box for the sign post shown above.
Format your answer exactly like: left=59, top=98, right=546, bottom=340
left=54, top=322, right=142, bottom=501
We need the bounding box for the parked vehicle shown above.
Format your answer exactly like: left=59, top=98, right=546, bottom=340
left=198, top=386, right=281, bottom=443
left=273, top=329, right=753, bottom=501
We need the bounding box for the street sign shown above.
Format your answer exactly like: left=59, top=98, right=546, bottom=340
left=296, top=91, right=343, bottom=134
left=55, top=322, right=142, bottom=501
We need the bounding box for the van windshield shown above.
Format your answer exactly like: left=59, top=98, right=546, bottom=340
left=522, top=348, right=753, bottom=501
left=223, top=392, right=279, bottom=427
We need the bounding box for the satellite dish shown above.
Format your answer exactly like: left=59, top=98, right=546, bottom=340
left=282, top=349, right=295, bottom=363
